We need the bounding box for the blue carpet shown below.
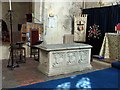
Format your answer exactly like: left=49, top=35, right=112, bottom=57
left=112, top=61, right=120, bottom=69
left=12, top=67, right=120, bottom=89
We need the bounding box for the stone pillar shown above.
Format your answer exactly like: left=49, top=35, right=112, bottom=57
left=32, top=0, right=43, bottom=23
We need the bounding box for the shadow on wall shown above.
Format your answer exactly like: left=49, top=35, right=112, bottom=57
left=12, top=31, right=21, bottom=43
left=1, top=19, right=10, bottom=42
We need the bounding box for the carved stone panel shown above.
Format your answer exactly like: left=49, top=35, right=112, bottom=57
left=52, top=52, right=65, bottom=68
left=50, top=50, right=89, bottom=67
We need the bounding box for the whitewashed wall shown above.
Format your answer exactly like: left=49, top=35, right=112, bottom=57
left=0, top=45, right=9, bottom=60
left=43, top=2, right=70, bottom=44
left=38, top=2, right=82, bottom=44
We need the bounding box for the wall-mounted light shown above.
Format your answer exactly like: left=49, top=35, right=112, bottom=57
left=49, top=6, right=54, bottom=17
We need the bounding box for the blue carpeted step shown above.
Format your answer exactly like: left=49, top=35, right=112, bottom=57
left=111, top=61, right=120, bottom=69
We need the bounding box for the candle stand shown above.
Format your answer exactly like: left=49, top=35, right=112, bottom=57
left=7, top=10, right=19, bottom=70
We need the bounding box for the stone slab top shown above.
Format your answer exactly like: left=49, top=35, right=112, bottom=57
left=106, top=33, right=120, bottom=36
left=35, top=43, right=92, bottom=51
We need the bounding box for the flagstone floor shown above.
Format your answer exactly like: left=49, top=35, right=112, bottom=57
left=2, top=57, right=111, bottom=89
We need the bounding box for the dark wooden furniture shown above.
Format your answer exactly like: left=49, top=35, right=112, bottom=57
left=15, top=42, right=26, bottom=63
left=8, top=42, right=26, bottom=67
left=20, top=23, right=43, bottom=43
left=30, top=28, right=43, bottom=61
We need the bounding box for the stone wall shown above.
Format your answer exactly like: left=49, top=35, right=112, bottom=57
left=42, top=2, right=83, bottom=44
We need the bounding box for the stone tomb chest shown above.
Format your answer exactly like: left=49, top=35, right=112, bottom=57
left=36, top=43, right=92, bottom=76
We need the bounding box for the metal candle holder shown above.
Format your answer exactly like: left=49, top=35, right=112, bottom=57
left=7, top=10, right=19, bottom=70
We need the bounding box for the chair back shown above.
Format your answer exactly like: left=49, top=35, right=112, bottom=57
left=30, top=28, right=39, bottom=45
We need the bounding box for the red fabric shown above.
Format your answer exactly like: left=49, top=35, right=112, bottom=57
left=116, top=23, right=120, bottom=31
left=31, top=29, right=39, bottom=45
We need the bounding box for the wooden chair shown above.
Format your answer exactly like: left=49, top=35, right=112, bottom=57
left=30, top=28, right=41, bottom=61
left=30, top=28, right=39, bottom=45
